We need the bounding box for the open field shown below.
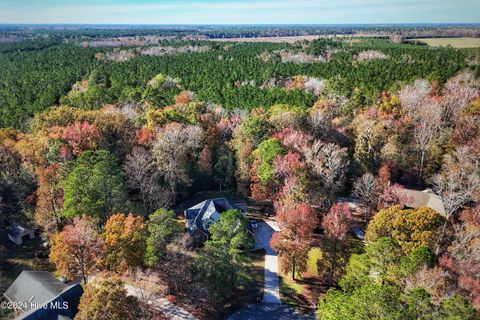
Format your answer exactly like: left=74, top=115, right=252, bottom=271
left=412, top=37, right=480, bottom=48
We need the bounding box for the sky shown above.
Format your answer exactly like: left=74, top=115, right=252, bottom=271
left=0, top=0, right=479, bottom=25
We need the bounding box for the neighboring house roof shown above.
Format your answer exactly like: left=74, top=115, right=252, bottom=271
left=4, top=271, right=83, bottom=320
left=7, top=224, right=34, bottom=240
left=397, top=188, right=446, bottom=215
left=184, top=198, right=246, bottom=236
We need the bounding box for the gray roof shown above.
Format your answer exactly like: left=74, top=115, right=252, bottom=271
left=184, top=198, right=244, bottom=235
left=4, top=271, right=68, bottom=311
left=14, top=283, right=83, bottom=320
left=8, top=224, right=32, bottom=239
left=4, top=271, right=83, bottom=320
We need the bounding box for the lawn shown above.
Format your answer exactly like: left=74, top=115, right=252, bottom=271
left=278, top=274, right=316, bottom=314
left=277, top=235, right=364, bottom=312
left=217, top=249, right=266, bottom=318
left=411, top=37, right=480, bottom=48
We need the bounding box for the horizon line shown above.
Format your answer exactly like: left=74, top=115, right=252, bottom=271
left=2, top=22, right=480, bottom=26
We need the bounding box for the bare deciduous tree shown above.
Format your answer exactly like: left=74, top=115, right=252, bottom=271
left=441, top=69, right=480, bottom=124
left=309, top=106, right=332, bottom=138
left=128, top=268, right=166, bottom=319
left=302, top=141, right=349, bottom=205
left=124, top=146, right=173, bottom=210
left=398, top=79, right=431, bottom=113
left=432, top=147, right=480, bottom=253
left=153, top=123, right=204, bottom=204
left=412, top=97, right=443, bottom=182
left=352, top=172, right=381, bottom=221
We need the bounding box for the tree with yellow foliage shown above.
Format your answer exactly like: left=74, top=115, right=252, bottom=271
left=103, top=213, right=147, bottom=271
left=76, top=278, right=138, bottom=320
left=366, top=205, right=445, bottom=253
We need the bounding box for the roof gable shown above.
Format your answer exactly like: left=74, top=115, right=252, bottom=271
left=4, top=271, right=68, bottom=311
left=184, top=198, right=241, bottom=235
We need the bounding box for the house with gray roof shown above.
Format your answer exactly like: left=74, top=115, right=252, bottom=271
left=3, top=271, right=83, bottom=320
left=184, top=198, right=251, bottom=244
left=7, top=224, right=35, bottom=245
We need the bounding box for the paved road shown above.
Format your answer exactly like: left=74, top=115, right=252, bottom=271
left=228, top=303, right=315, bottom=320
left=125, top=283, right=197, bottom=320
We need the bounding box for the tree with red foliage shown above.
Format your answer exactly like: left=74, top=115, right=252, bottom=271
left=197, top=145, right=213, bottom=176
left=274, top=150, right=303, bottom=179
left=274, top=150, right=305, bottom=205
left=62, top=121, right=101, bottom=156
left=377, top=183, right=410, bottom=210
left=270, top=203, right=317, bottom=280
left=49, top=216, right=103, bottom=284
left=377, top=161, right=399, bottom=187
left=322, top=202, right=353, bottom=281
left=271, top=128, right=312, bottom=152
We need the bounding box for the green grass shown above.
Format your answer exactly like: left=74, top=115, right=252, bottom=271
left=278, top=274, right=314, bottom=313
left=306, top=248, right=323, bottom=276
left=412, top=38, right=480, bottom=48
left=277, top=236, right=365, bottom=312
left=219, top=250, right=266, bottom=317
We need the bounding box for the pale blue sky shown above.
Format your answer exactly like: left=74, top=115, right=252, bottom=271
left=0, top=0, right=479, bottom=24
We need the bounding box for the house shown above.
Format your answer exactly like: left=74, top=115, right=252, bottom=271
left=7, top=224, right=35, bottom=245
left=184, top=198, right=252, bottom=245
left=396, top=188, right=446, bottom=215
left=3, top=271, right=83, bottom=320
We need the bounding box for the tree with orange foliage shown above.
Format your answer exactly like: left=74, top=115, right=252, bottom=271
left=270, top=203, right=317, bottom=280
left=49, top=216, right=103, bottom=284
left=35, top=164, right=64, bottom=236
left=135, top=128, right=154, bottom=145
left=103, top=213, right=147, bottom=272
left=174, top=90, right=194, bottom=105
